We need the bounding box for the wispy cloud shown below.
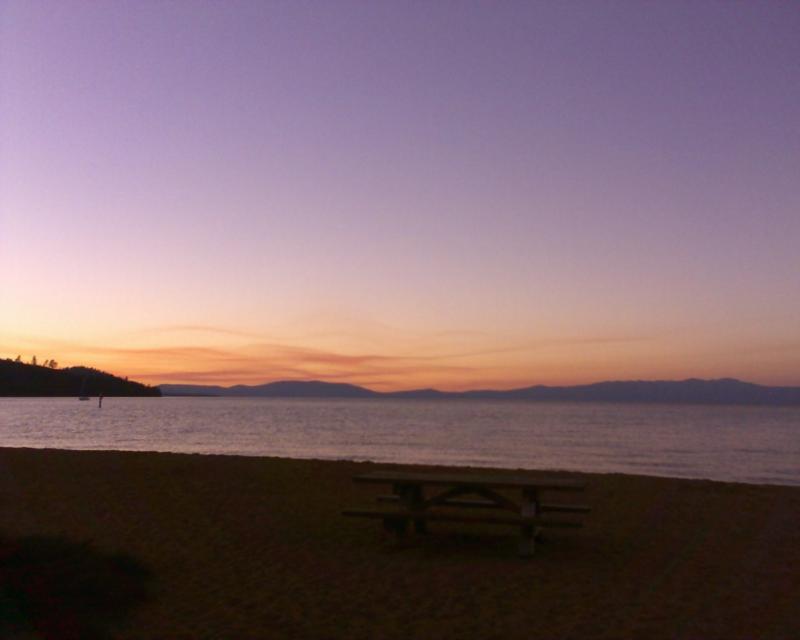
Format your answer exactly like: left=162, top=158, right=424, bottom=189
left=0, top=328, right=700, bottom=390
left=127, top=340, right=480, bottom=389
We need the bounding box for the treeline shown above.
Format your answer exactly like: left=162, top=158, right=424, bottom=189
left=8, top=354, right=59, bottom=369
left=0, top=359, right=161, bottom=397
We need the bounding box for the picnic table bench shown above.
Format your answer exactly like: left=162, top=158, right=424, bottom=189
left=343, top=470, right=589, bottom=556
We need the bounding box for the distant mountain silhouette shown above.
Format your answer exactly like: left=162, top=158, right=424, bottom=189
left=159, top=377, right=800, bottom=406
left=1, top=360, right=161, bottom=397
left=162, top=380, right=378, bottom=398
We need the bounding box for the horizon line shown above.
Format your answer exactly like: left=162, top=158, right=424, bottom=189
left=155, top=375, right=797, bottom=394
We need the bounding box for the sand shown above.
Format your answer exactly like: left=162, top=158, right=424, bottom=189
left=1, top=447, right=798, bottom=639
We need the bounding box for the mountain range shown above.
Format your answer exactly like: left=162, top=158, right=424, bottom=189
left=159, top=378, right=800, bottom=406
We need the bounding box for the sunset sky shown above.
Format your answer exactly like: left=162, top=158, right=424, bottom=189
left=1, top=2, right=798, bottom=390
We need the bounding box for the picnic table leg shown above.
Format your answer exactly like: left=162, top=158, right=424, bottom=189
left=394, top=483, right=428, bottom=535
left=519, top=488, right=541, bottom=557
left=384, top=483, right=409, bottom=539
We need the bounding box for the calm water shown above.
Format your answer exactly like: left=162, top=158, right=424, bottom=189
left=1, top=397, right=798, bottom=486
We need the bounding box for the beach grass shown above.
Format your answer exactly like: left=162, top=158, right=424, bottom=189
left=1, top=447, right=798, bottom=639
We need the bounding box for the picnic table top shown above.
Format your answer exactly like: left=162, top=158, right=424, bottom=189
left=353, top=470, right=586, bottom=491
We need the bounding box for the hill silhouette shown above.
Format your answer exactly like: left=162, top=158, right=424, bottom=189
left=159, top=377, right=800, bottom=406
left=1, top=360, right=161, bottom=397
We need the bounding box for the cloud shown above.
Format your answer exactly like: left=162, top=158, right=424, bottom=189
left=63, top=338, right=480, bottom=390
left=0, top=328, right=675, bottom=390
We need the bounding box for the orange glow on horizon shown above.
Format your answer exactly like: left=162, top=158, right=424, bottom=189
left=3, top=324, right=798, bottom=391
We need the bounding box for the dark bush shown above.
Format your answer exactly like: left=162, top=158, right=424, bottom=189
left=0, top=535, right=152, bottom=640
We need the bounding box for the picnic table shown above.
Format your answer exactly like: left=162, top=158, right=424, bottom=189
left=343, top=470, right=589, bottom=556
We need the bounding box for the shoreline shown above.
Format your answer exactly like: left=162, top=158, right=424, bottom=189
left=2, top=447, right=799, bottom=638
left=2, top=444, right=798, bottom=490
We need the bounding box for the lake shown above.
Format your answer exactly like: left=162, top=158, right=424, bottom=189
left=1, top=396, right=798, bottom=486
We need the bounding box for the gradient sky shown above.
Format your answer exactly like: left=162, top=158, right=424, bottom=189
left=1, top=1, right=799, bottom=390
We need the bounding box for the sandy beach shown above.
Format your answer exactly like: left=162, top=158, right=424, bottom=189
left=1, top=447, right=798, bottom=639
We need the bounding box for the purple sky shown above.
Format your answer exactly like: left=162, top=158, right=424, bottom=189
left=1, top=1, right=799, bottom=389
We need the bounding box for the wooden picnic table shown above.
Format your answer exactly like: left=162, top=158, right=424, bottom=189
left=343, top=470, right=589, bottom=556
